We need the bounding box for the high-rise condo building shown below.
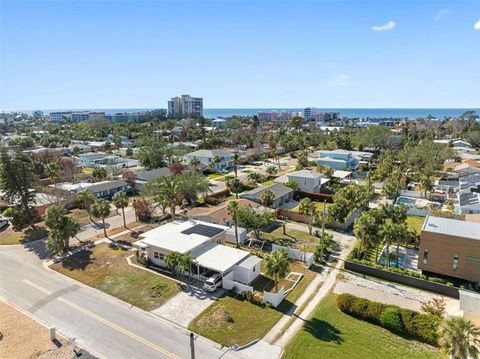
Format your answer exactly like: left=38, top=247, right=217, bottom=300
left=168, top=95, right=203, bottom=118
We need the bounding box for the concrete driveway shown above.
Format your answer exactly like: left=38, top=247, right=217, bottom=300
left=151, top=282, right=224, bottom=328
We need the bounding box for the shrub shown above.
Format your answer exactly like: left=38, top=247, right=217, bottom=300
left=223, top=311, right=234, bottom=323
left=408, top=314, right=441, bottom=346
left=337, top=294, right=440, bottom=346
left=421, top=298, right=446, bottom=318
left=241, top=291, right=263, bottom=306
left=380, top=307, right=403, bottom=333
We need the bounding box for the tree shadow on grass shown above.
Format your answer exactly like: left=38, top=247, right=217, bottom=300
left=60, top=249, right=93, bottom=270
left=303, top=318, right=343, bottom=344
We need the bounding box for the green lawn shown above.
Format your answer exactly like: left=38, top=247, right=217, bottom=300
left=82, top=167, right=94, bottom=174
left=189, top=265, right=316, bottom=347
left=51, top=244, right=181, bottom=310
left=406, top=215, right=425, bottom=234
left=0, top=225, right=48, bottom=245
left=291, top=201, right=332, bottom=214
left=261, top=227, right=320, bottom=252
left=284, top=292, right=444, bottom=359
left=260, top=180, right=273, bottom=186
left=207, top=173, right=224, bottom=180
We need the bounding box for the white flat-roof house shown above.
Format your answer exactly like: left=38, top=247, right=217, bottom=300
left=134, top=220, right=261, bottom=284
left=286, top=170, right=329, bottom=193
left=313, top=150, right=360, bottom=170
left=183, top=149, right=233, bottom=171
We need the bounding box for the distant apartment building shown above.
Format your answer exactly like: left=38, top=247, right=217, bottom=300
left=303, top=107, right=340, bottom=122
left=418, top=216, right=480, bottom=283
left=168, top=95, right=203, bottom=118
left=257, top=111, right=302, bottom=124
left=49, top=111, right=105, bottom=122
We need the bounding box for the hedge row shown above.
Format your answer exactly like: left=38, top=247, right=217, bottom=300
left=336, top=293, right=441, bottom=346
left=349, top=258, right=454, bottom=286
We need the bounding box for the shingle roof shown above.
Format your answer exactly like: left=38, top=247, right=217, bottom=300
left=86, top=180, right=129, bottom=194
left=242, top=183, right=293, bottom=199
left=422, top=215, right=480, bottom=241
left=136, top=168, right=171, bottom=181
left=287, top=170, right=322, bottom=179
left=186, top=149, right=231, bottom=158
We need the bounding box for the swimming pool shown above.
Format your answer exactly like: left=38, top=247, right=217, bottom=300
left=378, top=246, right=406, bottom=267
left=395, top=196, right=416, bottom=207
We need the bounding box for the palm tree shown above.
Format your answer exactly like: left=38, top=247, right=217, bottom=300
left=76, top=190, right=95, bottom=222
left=247, top=171, right=261, bottom=185
left=264, top=250, right=290, bottom=293
left=353, top=211, right=377, bottom=259
left=189, top=156, right=201, bottom=173
left=226, top=177, right=243, bottom=199
left=210, top=155, right=222, bottom=171
left=112, top=191, right=129, bottom=228
left=260, top=190, right=275, bottom=207
left=165, top=251, right=182, bottom=276
left=298, top=198, right=317, bottom=235
left=90, top=199, right=111, bottom=237
left=44, top=161, right=59, bottom=185
left=156, top=176, right=180, bottom=220
left=92, top=167, right=108, bottom=182
left=382, top=223, right=401, bottom=268
left=232, top=152, right=240, bottom=178
left=284, top=179, right=299, bottom=191
left=227, top=200, right=239, bottom=247
left=180, top=252, right=193, bottom=284
left=266, top=166, right=278, bottom=179
left=439, top=316, right=480, bottom=359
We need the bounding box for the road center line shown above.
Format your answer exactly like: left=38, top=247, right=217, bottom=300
left=23, top=279, right=179, bottom=359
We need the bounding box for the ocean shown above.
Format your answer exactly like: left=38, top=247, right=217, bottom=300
left=4, top=108, right=478, bottom=120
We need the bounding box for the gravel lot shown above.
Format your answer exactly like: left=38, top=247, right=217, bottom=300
left=0, top=301, right=73, bottom=359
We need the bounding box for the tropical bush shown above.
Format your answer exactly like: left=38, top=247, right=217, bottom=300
left=336, top=294, right=440, bottom=345
left=380, top=307, right=403, bottom=333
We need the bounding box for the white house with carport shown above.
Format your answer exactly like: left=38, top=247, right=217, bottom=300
left=133, top=219, right=261, bottom=285
left=286, top=170, right=329, bottom=193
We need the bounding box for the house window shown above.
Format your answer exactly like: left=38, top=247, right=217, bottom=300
left=252, top=266, right=255, bottom=272
left=423, top=249, right=429, bottom=265
left=154, top=252, right=164, bottom=260
left=453, top=255, right=459, bottom=271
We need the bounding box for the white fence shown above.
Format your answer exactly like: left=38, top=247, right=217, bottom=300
left=222, top=271, right=253, bottom=293
left=272, top=244, right=314, bottom=268
left=263, top=287, right=285, bottom=307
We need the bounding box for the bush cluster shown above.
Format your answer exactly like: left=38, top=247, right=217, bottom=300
left=241, top=291, right=263, bottom=306
left=336, top=294, right=441, bottom=346
left=349, top=258, right=454, bottom=286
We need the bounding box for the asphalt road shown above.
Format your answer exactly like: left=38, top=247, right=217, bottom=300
left=0, top=244, right=244, bottom=359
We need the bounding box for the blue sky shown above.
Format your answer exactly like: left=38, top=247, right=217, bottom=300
left=1, top=0, right=479, bottom=109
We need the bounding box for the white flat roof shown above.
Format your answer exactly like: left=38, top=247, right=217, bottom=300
left=191, top=242, right=251, bottom=273
left=422, top=215, right=480, bottom=241
left=333, top=170, right=352, bottom=179
left=135, top=220, right=229, bottom=254
left=238, top=255, right=262, bottom=269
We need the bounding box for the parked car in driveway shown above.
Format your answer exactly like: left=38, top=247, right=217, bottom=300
left=0, top=217, right=9, bottom=229
left=203, top=273, right=222, bottom=292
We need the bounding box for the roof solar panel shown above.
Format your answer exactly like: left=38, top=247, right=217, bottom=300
left=181, top=224, right=224, bottom=238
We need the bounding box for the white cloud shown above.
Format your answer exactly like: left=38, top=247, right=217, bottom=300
left=371, top=20, right=396, bottom=31
left=328, top=74, right=350, bottom=87
left=434, top=9, right=450, bottom=21
left=474, top=19, right=480, bottom=30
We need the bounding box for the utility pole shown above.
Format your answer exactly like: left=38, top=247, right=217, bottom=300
left=190, top=332, right=195, bottom=359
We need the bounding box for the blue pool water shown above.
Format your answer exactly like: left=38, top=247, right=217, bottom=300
left=378, top=252, right=405, bottom=268
left=395, top=196, right=416, bottom=207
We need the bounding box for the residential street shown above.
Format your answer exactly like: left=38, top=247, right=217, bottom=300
left=74, top=206, right=137, bottom=243
left=0, top=244, right=245, bottom=359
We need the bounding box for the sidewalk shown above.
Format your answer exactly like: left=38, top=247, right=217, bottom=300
left=268, top=232, right=355, bottom=348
